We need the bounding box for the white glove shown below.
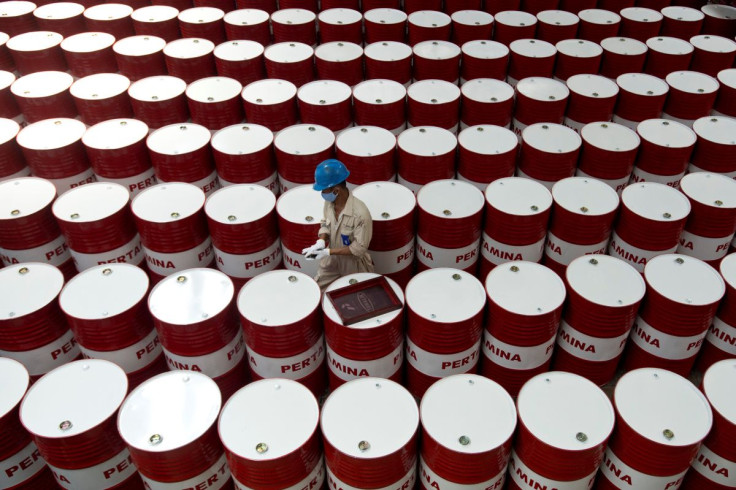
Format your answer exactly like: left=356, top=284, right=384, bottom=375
left=305, top=248, right=330, bottom=261
left=302, top=239, right=326, bottom=257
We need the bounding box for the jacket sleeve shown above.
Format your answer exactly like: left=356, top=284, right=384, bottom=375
left=318, top=201, right=330, bottom=236
left=348, top=209, right=372, bottom=258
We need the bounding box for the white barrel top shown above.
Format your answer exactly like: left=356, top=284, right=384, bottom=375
left=364, top=41, right=412, bottom=62
left=319, top=8, right=361, bottom=24
left=113, top=35, right=166, bottom=57
left=461, top=78, right=515, bottom=104
left=690, top=34, right=736, bottom=54
left=323, top=273, right=404, bottom=328
left=60, top=264, right=149, bottom=321
left=537, top=9, right=579, bottom=26
left=494, top=10, right=536, bottom=27
left=522, top=123, right=582, bottom=154
left=486, top=261, right=566, bottom=315
left=556, top=39, right=603, bottom=58
left=352, top=79, right=406, bottom=105
left=163, top=38, right=215, bottom=59
left=149, top=268, right=234, bottom=325
left=118, top=371, right=221, bottom=452
left=701, top=4, right=736, bottom=19
left=212, top=124, right=273, bottom=156
left=178, top=6, right=224, bottom=24
left=567, top=74, right=619, bottom=99
left=271, top=8, right=316, bottom=25
left=721, top=253, right=736, bottom=290
left=407, top=79, right=461, bottom=104
left=70, top=73, right=131, bottom=100
left=147, top=123, right=211, bottom=155
left=622, top=182, right=691, bottom=222
left=186, top=76, right=243, bottom=103
left=516, top=77, right=569, bottom=102
left=83, top=118, right=149, bottom=151
left=6, top=31, right=63, bottom=52
left=11, top=71, right=73, bottom=99
left=617, top=72, right=669, bottom=98
left=242, top=79, right=297, bottom=105
left=718, top=68, right=736, bottom=90
left=413, top=40, right=462, bottom=60
left=666, top=70, right=720, bottom=95
left=132, top=182, right=205, bottom=223
left=0, top=263, right=64, bottom=323
left=703, top=359, right=736, bottom=425
left=581, top=122, right=640, bottom=153
left=0, top=70, right=15, bottom=92
left=646, top=36, right=695, bottom=55
left=16, top=117, right=85, bottom=151
left=510, top=39, right=557, bottom=59
left=417, top=179, right=485, bottom=218
left=132, top=5, right=178, bottom=23
left=620, top=6, right=663, bottom=22
left=315, top=41, right=363, bottom=63
left=336, top=126, right=396, bottom=158
left=452, top=9, right=494, bottom=26
left=363, top=8, right=407, bottom=24
left=693, top=115, right=736, bottom=148
left=0, top=358, right=29, bottom=419
left=461, top=40, right=509, bottom=60
left=552, top=177, right=619, bottom=216
left=224, top=8, right=269, bottom=27
left=219, top=378, right=319, bottom=461
left=274, top=124, right=335, bottom=156
left=264, top=42, right=314, bottom=63
left=84, top=3, right=133, bottom=22
left=421, top=374, right=516, bottom=454
left=0, top=1, right=36, bottom=17
left=459, top=124, right=517, bottom=156
left=61, top=32, right=116, bottom=53
left=128, top=75, right=187, bottom=103
left=0, top=177, right=56, bottom=221
left=406, top=268, right=486, bottom=323
left=566, top=255, right=646, bottom=308
left=518, top=371, right=614, bottom=450
left=578, top=8, right=622, bottom=25
left=34, top=2, right=84, bottom=20
left=214, top=40, right=265, bottom=62
left=661, top=6, right=704, bottom=22
left=485, top=177, right=553, bottom=215
left=353, top=181, right=416, bottom=222
left=397, top=126, right=457, bottom=157
left=680, top=172, right=736, bottom=209
left=298, top=80, right=352, bottom=105
left=205, top=184, right=276, bottom=225
left=275, top=185, right=324, bottom=226
left=20, top=360, right=128, bottom=438
left=408, top=10, right=451, bottom=27
left=0, top=117, right=19, bottom=147
left=237, top=270, right=320, bottom=327
left=615, top=368, right=712, bottom=446
left=645, top=254, right=725, bottom=306
left=53, top=182, right=131, bottom=223
left=637, top=118, right=697, bottom=148
left=321, top=377, right=418, bottom=459
left=601, top=37, right=648, bottom=56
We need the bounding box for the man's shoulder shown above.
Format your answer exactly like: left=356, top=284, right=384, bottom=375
left=351, top=195, right=372, bottom=220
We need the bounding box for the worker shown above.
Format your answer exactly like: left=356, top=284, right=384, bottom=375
left=302, top=159, right=374, bottom=290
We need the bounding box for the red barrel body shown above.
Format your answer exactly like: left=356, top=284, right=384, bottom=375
left=0, top=1, right=38, bottom=38
left=613, top=72, right=669, bottom=130
left=214, top=41, right=266, bottom=87
left=407, top=80, right=461, bottom=132
left=412, top=41, right=462, bottom=84
left=241, top=79, right=298, bottom=132
left=132, top=5, right=181, bottom=42
left=6, top=31, right=66, bottom=76
left=461, top=40, right=510, bottom=83
left=600, top=37, right=649, bottom=80
left=70, top=73, right=134, bottom=127
left=178, top=7, right=227, bottom=45
left=113, top=35, right=168, bottom=82
left=163, top=38, right=217, bottom=84
left=714, top=69, right=736, bottom=119
left=451, top=10, right=494, bottom=46
left=276, top=185, right=325, bottom=279
left=336, top=126, right=396, bottom=186
left=564, top=74, right=619, bottom=132
left=536, top=10, right=579, bottom=45
left=84, top=4, right=136, bottom=40
left=364, top=41, right=413, bottom=86
left=314, top=42, right=364, bottom=87
left=630, top=118, right=696, bottom=187
left=407, top=10, right=452, bottom=46
left=264, top=42, right=315, bottom=88
left=273, top=124, right=335, bottom=193
left=318, top=8, right=362, bottom=45
left=701, top=4, right=736, bottom=39
left=224, top=9, right=270, bottom=45
left=128, top=75, right=190, bottom=130
left=493, top=11, right=538, bottom=46
left=397, top=126, right=457, bottom=193
left=61, top=32, right=118, bottom=79
left=695, top=254, right=736, bottom=372
left=663, top=70, right=720, bottom=125
left=271, top=8, right=317, bottom=45
left=619, top=7, right=664, bottom=42
left=661, top=6, right=704, bottom=40
left=352, top=79, right=407, bottom=135
left=690, top=35, right=736, bottom=77
left=518, top=123, right=582, bottom=190
left=186, top=77, right=244, bottom=131
left=460, top=78, right=515, bottom=129
left=457, top=125, right=518, bottom=187
left=507, top=39, right=557, bottom=87
left=577, top=9, right=621, bottom=44
left=576, top=122, right=640, bottom=194
left=690, top=114, right=736, bottom=181
left=644, top=36, right=694, bottom=79
left=211, top=123, right=276, bottom=191
left=554, top=39, right=603, bottom=82
left=363, top=8, right=407, bottom=44
left=512, top=77, right=570, bottom=134
left=11, top=71, right=77, bottom=124
left=297, top=80, right=353, bottom=132
left=0, top=71, right=20, bottom=120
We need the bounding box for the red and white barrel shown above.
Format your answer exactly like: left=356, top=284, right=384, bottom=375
left=0, top=118, right=25, bottom=180
left=336, top=126, right=396, bottom=187
left=58, top=264, right=166, bottom=388
left=352, top=79, right=406, bottom=135
left=70, top=73, right=134, bottom=127
left=407, top=79, right=461, bottom=132
left=113, top=35, right=168, bottom=82
left=263, top=42, right=314, bottom=88
left=128, top=75, right=189, bottom=130
left=493, top=11, right=538, bottom=46
left=613, top=72, right=670, bottom=130
left=353, top=181, right=416, bottom=287
left=451, top=10, right=494, bottom=46
left=619, top=7, right=664, bottom=42
left=507, top=39, right=557, bottom=87
left=314, top=42, right=364, bottom=88
left=0, top=1, right=38, bottom=38
left=419, top=374, right=515, bottom=489
left=564, top=74, right=619, bottom=132
left=60, top=32, right=118, bottom=79
left=317, top=8, right=362, bottom=45
left=412, top=41, right=462, bottom=84
left=576, top=122, right=640, bottom=194
left=20, top=360, right=141, bottom=490
left=714, top=68, right=736, bottom=118
left=276, top=185, right=324, bottom=278
left=274, top=124, right=334, bottom=192
left=16, top=118, right=95, bottom=193
left=517, top=123, right=582, bottom=189
left=690, top=115, right=736, bottom=179
left=297, top=80, right=352, bottom=133
left=84, top=4, right=136, bottom=40
left=223, top=9, right=270, bottom=45
left=219, top=379, right=324, bottom=490
left=644, top=36, right=695, bottom=79
left=163, top=38, right=217, bottom=84
left=117, top=371, right=232, bottom=489
left=131, top=5, right=181, bottom=42
left=214, top=40, right=265, bottom=87
left=407, top=10, right=452, bottom=46
left=663, top=70, right=720, bottom=127
left=241, top=79, right=298, bottom=132
left=689, top=35, right=736, bottom=78
left=186, top=76, right=244, bottom=131
left=397, top=126, right=457, bottom=193
left=661, top=6, right=704, bottom=41
left=482, top=261, right=566, bottom=397
left=6, top=31, right=66, bottom=76
left=701, top=4, right=736, bottom=39
left=146, top=123, right=220, bottom=196
left=630, top=118, right=696, bottom=187
left=460, top=78, right=515, bottom=129
left=271, top=9, right=317, bottom=46
left=211, top=123, right=276, bottom=192
left=599, top=37, right=649, bottom=80
left=0, top=263, right=79, bottom=378
left=536, top=10, right=579, bottom=46
left=363, top=8, right=406, bottom=44
left=33, top=2, right=85, bottom=38
left=554, top=39, right=603, bottom=82
left=364, top=41, right=413, bottom=86
left=178, top=7, right=226, bottom=45
left=598, top=368, right=713, bottom=490
left=460, top=40, right=510, bottom=83
left=609, top=182, right=691, bottom=272
left=321, top=378, right=418, bottom=488
left=11, top=71, right=76, bottom=124
left=457, top=125, right=518, bottom=189
left=205, top=184, right=281, bottom=286
left=0, top=72, right=21, bottom=122
left=577, top=9, right=621, bottom=44
left=696, top=254, right=736, bottom=372
left=238, top=270, right=326, bottom=397
left=405, top=268, right=486, bottom=398
left=553, top=255, right=645, bottom=386
left=512, top=77, right=570, bottom=135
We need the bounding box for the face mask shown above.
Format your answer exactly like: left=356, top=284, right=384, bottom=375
left=322, top=189, right=338, bottom=202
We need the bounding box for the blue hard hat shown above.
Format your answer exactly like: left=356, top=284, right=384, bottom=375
left=313, top=159, right=350, bottom=191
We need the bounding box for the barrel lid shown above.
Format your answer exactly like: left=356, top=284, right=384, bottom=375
left=352, top=78, right=406, bottom=105
left=620, top=6, right=663, bottom=22
left=694, top=114, right=736, bottom=145
left=397, top=126, right=457, bottom=157
left=637, top=118, right=696, bottom=148
left=552, top=177, right=619, bottom=216
left=274, top=123, right=334, bottom=155
left=149, top=268, right=234, bottom=325
left=566, top=255, right=645, bottom=308
left=485, top=177, right=553, bottom=215
left=0, top=263, right=64, bottom=322
left=363, top=7, right=407, bottom=24
left=214, top=40, right=264, bottom=61
left=336, top=126, right=396, bottom=157
left=298, top=79, right=352, bottom=105
left=242, top=78, right=297, bottom=104
left=417, top=179, right=485, bottom=218
left=537, top=9, right=579, bottom=26
left=34, top=2, right=84, bottom=19
left=212, top=123, right=273, bottom=155
left=128, top=75, right=187, bottom=102
left=0, top=177, right=56, bottom=220
left=118, top=371, right=221, bottom=452
left=323, top=273, right=404, bottom=327
left=0, top=358, right=29, bottom=419
left=21, top=360, right=128, bottom=439
left=147, top=122, right=211, bottom=155
left=522, top=123, right=581, bottom=154
left=690, top=34, right=736, bottom=54
left=460, top=77, right=515, bottom=104
left=321, top=378, right=418, bottom=459
left=0, top=117, right=20, bottom=144
left=408, top=79, right=461, bottom=104
left=70, top=73, right=131, bottom=100
left=264, top=41, right=314, bottom=63
left=353, top=181, right=416, bottom=222
left=131, top=5, right=178, bottom=22
left=17, top=117, right=85, bottom=150
left=276, top=185, right=324, bottom=224
left=486, top=261, right=566, bottom=315
left=406, top=268, right=486, bottom=323
left=270, top=7, right=316, bottom=25
left=319, top=7, right=361, bottom=24
left=52, top=182, right=130, bottom=223
left=237, top=270, right=321, bottom=327
left=703, top=359, right=736, bottom=424
left=459, top=125, right=517, bottom=156
left=6, top=31, right=63, bottom=51
left=615, top=368, right=712, bottom=446
left=113, top=35, right=166, bottom=56
left=622, top=182, right=691, bottom=222
left=510, top=39, right=557, bottom=58
left=556, top=39, right=603, bottom=58
left=0, top=1, right=36, bottom=17
left=61, top=31, right=116, bottom=53
left=60, top=264, right=149, bottom=320
left=11, top=71, right=74, bottom=98
left=315, top=41, right=363, bottom=62
left=646, top=36, right=695, bottom=55
left=461, top=39, right=509, bottom=59
left=717, top=67, right=736, bottom=88
left=0, top=33, right=6, bottom=46
left=421, top=374, right=516, bottom=454
left=666, top=70, right=719, bottom=95
left=0, top=70, right=15, bottom=90
left=413, top=40, right=461, bottom=60
left=132, top=182, right=205, bottom=223
left=720, top=253, right=736, bottom=291
left=178, top=6, right=225, bottom=23
left=219, top=379, right=319, bottom=460
left=518, top=372, right=614, bottom=450
left=646, top=254, right=725, bottom=306
left=600, top=37, right=648, bottom=56
left=581, top=122, right=640, bottom=152
left=186, top=76, right=242, bottom=103
left=407, top=9, right=451, bottom=27
left=494, top=10, right=536, bottom=26
left=164, top=37, right=215, bottom=58
left=84, top=3, right=133, bottom=20
left=205, top=184, right=276, bottom=225
left=661, top=6, right=704, bottom=22
left=83, top=118, right=149, bottom=150
left=364, top=40, right=412, bottom=61
left=567, top=74, right=619, bottom=99
left=451, top=9, right=494, bottom=26
left=516, top=76, right=569, bottom=102
left=701, top=4, right=736, bottom=19
left=616, top=72, right=669, bottom=97
left=680, top=172, right=736, bottom=209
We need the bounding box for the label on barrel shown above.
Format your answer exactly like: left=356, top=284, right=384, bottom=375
left=0, top=329, right=79, bottom=376
left=511, top=118, right=528, bottom=140
left=96, top=168, right=157, bottom=197
left=676, top=230, right=733, bottom=262
left=629, top=316, right=707, bottom=360
left=629, top=167, right=685, bottom=190
left=219, top=171, right=279, bottom=196
left=607, top=232, right=676, bottom=273
left=509, top=451, right=596, bottom=490
left=327, top=343, right=403, bottom=382
left=369, top=240, right=415, bottom=275
left=47, top=448, right=137, bottom=490
left=0, top=441, right=47, bottom=488
left=416, top=236, right=481, bottom=270
left=688, top=163, right=736, bottom=180
left=246, top=336, right=325, bottom=379
left=482, top=332, right=555, bottom=370
left=281, top=245, right=320, bottom=278
left=48, top=169, right=97, bottom=194
left=141, top=453, right=231, bottom=490
left=144, top=238, right=214, bottom=276
left=405, top=337, right=480, bottom=378
left=481, top=233, right=545, bottom=266
left=78, top=328, right=161, bottom=373
left=544, top=232, right=609, bottom=267
left=163, top=332, right=245, bottom=378
left=213, top=238, right=282, bottom=279
left=705, top=317, right=736, bottom=355
left=234, top=458, right=325, bottom=490
left=0, top=235, right=71, bottom=267
left=419, top=456, right=506, bottom=490
left=690, top=444, right=736, bottom=486
left=556, top=320, right=629, bottom=362
left=70, top=234, right=145, bottom=271
left=600, top=448, right=688, bottom=489
left=172, top=170, right=220, bottom=198
left=576, top=169, right=629, bottom=196
left=326, top=463, right=415, bottom=490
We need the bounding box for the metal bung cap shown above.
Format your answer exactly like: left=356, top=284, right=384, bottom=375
left=451, top=9, right=493, bottom=25
left=275, top=185, right=324, bottom=224
left=0, top=358, right=29, bottom=419
left=421, top=374, right=516, bottom=454
left=567, top=74, right=619, bottom=98
left=518, top=372, right=614, bottom=450
left=666, top=70, right=720, bottom=95
left=537, top=9, right=579, bottom=26
left=84, top=3, right=133, bottom=21
left=238, top=270, right=320, bottom=327
left=112, top=35, right=166, bottom=57
left=271, top=7, right=316, bottom=24
left=397, top=126, right=457, bottom=157
left=17, top=117, right=85, bottom=150
left=52, top=182, right=130, bottom=223
left=485, top=261, right=566, bottom=315
left=132, top=182, right=206, bottom=223
left=70, top=73, right=131, bottom=100
left=336, top=126, right=396, bottom=158
left=407, top=9, right=451, bottom=27
left=34, top=2, right=84, bottom=19
left=214, top=40, right=265, bottom=62
left=274, top=123, right=335, bottom=155
left=600, top=37, right=648, bottom=56
left=219, top=379, right=319, bottom=460
left=353, top=181, right=416, bottom=222
left=637, top=118, right=697, bottom=149
left=163, top=37, right=216, bottom=58
left=459, top=125, right=517, bottom=155
left=205, top=184, right=275, bottom=225
left=413, top=40, right=462, bottom=59
left=616, top=72, right=669, bottom=97
left=186, top=77, right=243, bottom=103
left=298, top=79, right=352, bottom=105
left=315, top=41, right=363, bottom=62
left=645, top=254, right=725, bottom=306
left=0, top=177, right=56, bottom=219
left=60, top=264, right=149, bottom=321
left=146, top=122, right=211, bottom=155
left=11, top=71, right=74, bottom=99
left=178, top=6, right=225, bottom=23
left=82, top=118, right=149, bottom=150
left=485, top=177, right=553, bottom=216
left=319, top=7, right=362, bottom=24
left=566, top=255, right=645, bottom=308
left=6, top=31, right=63, bottom=51
left=0, top=1, right=36, bottom=16
left=552, top=177, right=619, bottom=216
left=118, top=371, right=221, bottom=452
left=581, top=122, right=640, bottom=152
left=646, top=36, right=695, bottom=55
left=323, top=273, right=404, bottom=328
left=690, top=35, right=736, bottom=54
left=555, top=39, right=603, bottom=57
left=407, top=79, right=461, bottom=103
left=494, top=10, right=536, bottom=26
left=516, top=77, right=570, bottom=102
left=693, top=116, right=736, bottom=145
left=321, top=378, right=418, bottom=459
left=224, top=8, right=269, bottom=26
left=149, top=269, right=234, bottom=326
left=242, top=78, right=297, bottom=105
left=61, top=31, right=116, bottom=53
left=720, top=253, right=736, bottom=292
left=264, top=42, right=314, bottom=63
left=131, top=5, right=178, bottom=22
left=615, top=368, right=712, bottom=446
left=352, top=79, right=406, bottom=105
left=364, top=41, right=412, bottom=62
left=128, top=76, right=187, bottom=103
left=460, top=78, right=514, bottom=103
left=661, top=6, right=704, bottom=22
left=461, top=40, right=509, bottom=59
left=0, top=263, right=64, bottom=320
left=418, top=179, right=485, bottom=219
left=522, top=123, right=581, bottom=154
left=622, top=182, right=691, bottom=222
left=680, top=172, right=736, bottom=209
left=363, top=8, right=407, bottom=24
left=621, top=6, right=663, bottom=22
left=703, top=360, right=736, bottom=425
left=0, top=70, right=15, bottom=91
left=21, top=360, right=128, bottom=438
left=212, top=123, right=273, bottom=155
left=405, top=268, right=486, bottom=323
left=510, top=38, right=557, bottom=58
